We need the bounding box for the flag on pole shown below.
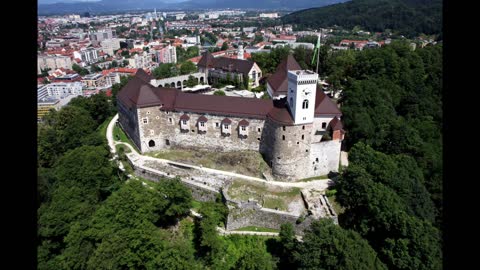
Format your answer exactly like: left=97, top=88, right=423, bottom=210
left=311, top=33, right=321, bottom=66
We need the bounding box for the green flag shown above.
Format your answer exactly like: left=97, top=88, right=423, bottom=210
left=311, top=34, right=321, bottom=65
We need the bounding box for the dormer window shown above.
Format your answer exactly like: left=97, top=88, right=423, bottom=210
left=238, top=119, right=249, bottom=138
left=180, top=114, right=190, bottom=132
left=221, top=118, right=232, bottom=136
left=197, top=115, right=208, bottom=134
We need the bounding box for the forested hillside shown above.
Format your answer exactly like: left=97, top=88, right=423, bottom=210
left=282, top=0, right=443, bottom=38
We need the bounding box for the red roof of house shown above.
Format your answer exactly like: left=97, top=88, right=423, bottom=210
left=180, top=114, right=190, bottom=120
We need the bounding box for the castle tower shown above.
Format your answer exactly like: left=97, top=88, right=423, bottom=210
left=286, top=70, right=318, bottom=125
left=237, top=45, right=244, bottom=60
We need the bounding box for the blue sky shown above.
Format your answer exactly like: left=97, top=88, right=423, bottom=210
left=39, top=0, right=186, bottom=3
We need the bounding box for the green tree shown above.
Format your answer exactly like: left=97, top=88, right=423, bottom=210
left=38, top=106, right=97, bottom=167
left=336, top=165, right=442, bottom=270
left=186, top=75, right=198, bottom=87
left=153, top=63, right=178, bottom=79
left=221, top=41, right=229, bottom=51
left=72, top=63, right=89, bottom=76
left=180, top=61, right=197, bottom=75
left=213, top=90, right=225, bottom=96
left=69, top=92, right=115, bottom=126
left=295, top=219, right=387, bottom=270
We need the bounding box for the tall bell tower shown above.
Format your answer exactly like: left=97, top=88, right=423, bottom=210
left=286, top=70, right=318, bottom=125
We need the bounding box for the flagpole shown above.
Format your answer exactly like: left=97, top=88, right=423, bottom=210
left=316, top=30, right=321, bottom=75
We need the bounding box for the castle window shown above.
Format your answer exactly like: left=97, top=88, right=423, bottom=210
left=302, top=125, right=305, bottom=130
left=283, top=126, right=286, bottom=131
left=156, top=116, right=160, bottom=119
left=150, top=130, right=154, bottom=135
left=282, top=135, right=285, bottom=140
left=224, top=124, right=229, bottom=129
left=258, top=128, right=261, bottom=132
left=216, top=122, right=219, bottom=128
left=316, top=158, right=319, bottom=162
left=166, top=139, right=170, bottom=145
left=148, top=140, right=155, bottom=147
left=290, top=97, right=293, bottom=107
left=322, top=122, right=327, bottom=129
left=257, top=138, right=260, bottom=141
left=306, top=149, right=309, bottom=152
left=143, top=118, right=148, bottom=124
left=169, top=118, right=172, bottom=123
left=200, top=122, right=205, bottom=127
left=146, top=111, right=151, bottom=115
left=182, top=120, right=187, bottom=125
left=277, top=157, right=281, bottom=160
left=297, top=142, right=299, bottom=144
left=302, top=99, right=309, bottom=109
left=302, top=135, right=304, bottom=140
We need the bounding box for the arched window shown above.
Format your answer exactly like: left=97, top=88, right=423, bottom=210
left=302, top=99, right=309, bottom=109
left=148, top=140, right=155, bottom=147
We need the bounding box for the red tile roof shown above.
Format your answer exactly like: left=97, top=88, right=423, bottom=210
left=315, top=89, right=342, bottom=116
left=180, top=114, right=190, bottom=120
left=198, top=115, right=208, bottom=122
left=117, top=70, right=341, bottom=125
left=238, top=119, right=249, bottom=126
left=328, top=116, right=343, bottom=130
left=221, top=118, right=232, bottom=124
left=267, top=54, right=302, bottom=96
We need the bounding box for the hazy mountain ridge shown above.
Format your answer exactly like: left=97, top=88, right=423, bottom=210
left=38, top=0, right=348, bottom=15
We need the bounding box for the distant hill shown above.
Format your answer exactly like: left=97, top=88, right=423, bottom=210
left=38, top=0, right=348, bottom=15
left=281, top=0, right=442, bottom=37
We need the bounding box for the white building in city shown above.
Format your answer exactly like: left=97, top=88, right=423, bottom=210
left=259, top=13, right=279, bottom=18
left=38, top=82, right=83, bottom=98
left=38, top=55, right=73, bottom=74
left=129, top=52, right=153, bottom=69
left=73, top=47, right=100, bottom=64
left=100, top=38, right=121, bottom=56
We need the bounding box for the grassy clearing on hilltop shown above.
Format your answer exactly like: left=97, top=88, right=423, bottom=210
left=147, top=148, right=270, bottom=178
left=227, top=179, right=303, bottom=212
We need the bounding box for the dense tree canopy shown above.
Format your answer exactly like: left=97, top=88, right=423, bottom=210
left=282, top=0, right=443, bottom=38
left=295, top=219, right=387, bottom=270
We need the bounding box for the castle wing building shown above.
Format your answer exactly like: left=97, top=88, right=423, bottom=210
left=117, top=58, right=344, bottom=181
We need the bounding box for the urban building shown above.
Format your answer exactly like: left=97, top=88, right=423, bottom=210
left=38, top=55, right=73, bottom=74
left=82, top=73, right=107, bottom=88
left=156, top=45, right=177, bottom=64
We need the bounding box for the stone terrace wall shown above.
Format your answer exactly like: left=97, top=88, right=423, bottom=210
left=223, top=185, right=314, bottom=235
left=129, top=160, right=220, bottom=202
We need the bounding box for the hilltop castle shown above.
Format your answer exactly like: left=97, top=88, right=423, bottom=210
left=117, top=55, right=344, bottom=181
